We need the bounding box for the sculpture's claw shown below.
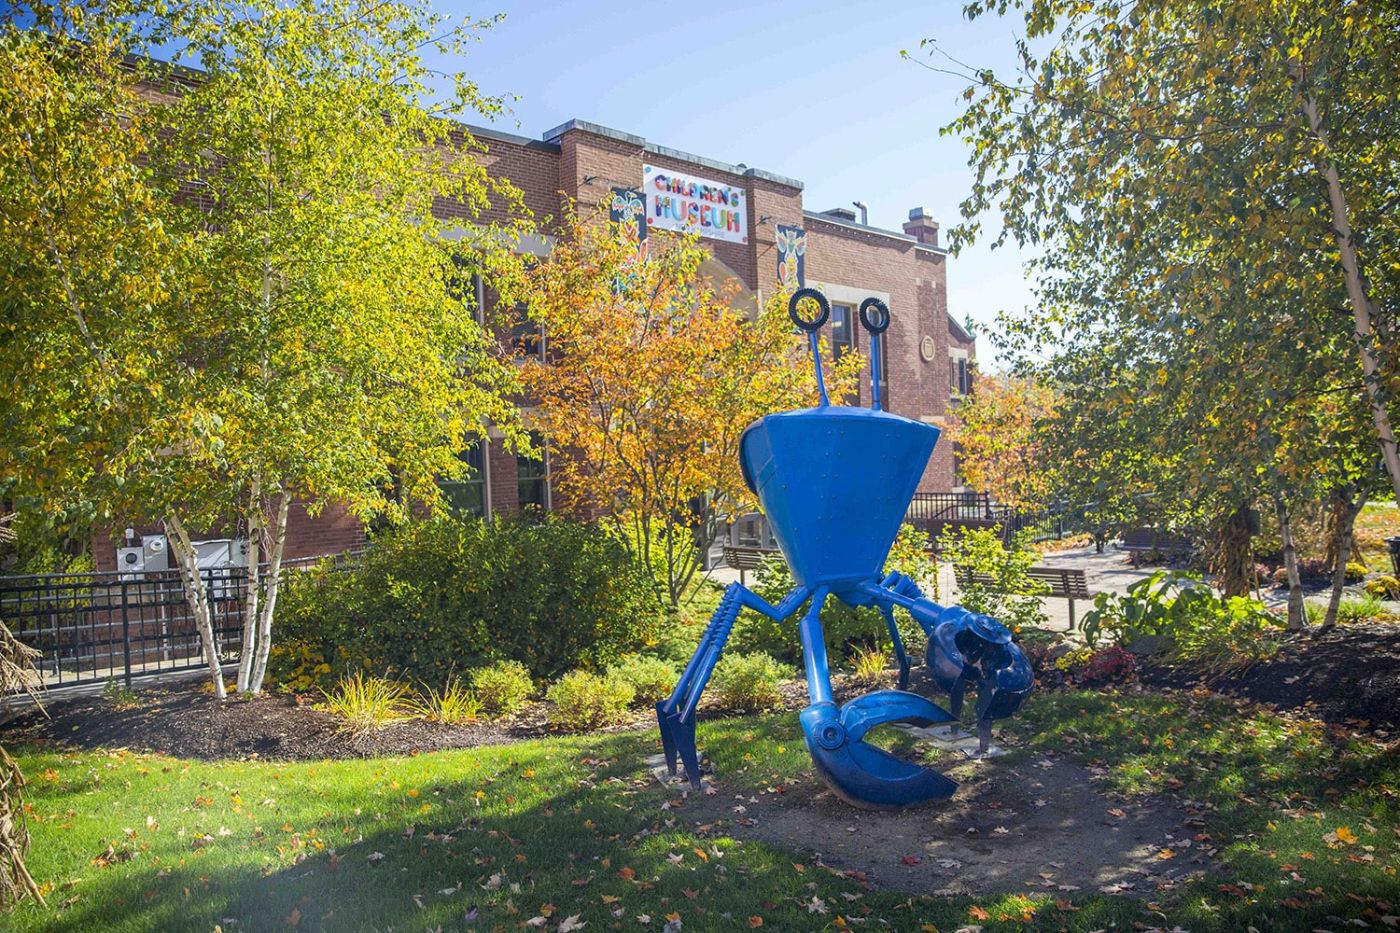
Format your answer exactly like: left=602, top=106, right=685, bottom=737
left=799, top=691, right=959, bottom=809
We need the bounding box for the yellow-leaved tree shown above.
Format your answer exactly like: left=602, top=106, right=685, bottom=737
left=519, top=207, right=859, bottom=608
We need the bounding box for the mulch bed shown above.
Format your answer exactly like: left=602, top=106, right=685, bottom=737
left=8, top=624, right=1398, bottom=763
left=1136, top=622, right=1400, bottom=733
left=0, top=673, right=880, bottom=763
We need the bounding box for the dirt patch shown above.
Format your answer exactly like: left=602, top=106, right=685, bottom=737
left=676, top=746, right=1209, bottom=898
left=1138, top=622, right=1400, bottom=732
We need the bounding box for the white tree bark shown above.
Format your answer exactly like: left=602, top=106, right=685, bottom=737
left=1293, top=77, right=1400, bottom=502
left=237, top=475, right=262, bottom=692
left=165, top=513, right=225, bottom=699
left=1321, top=485, right=1367, bottom=632
left=1270, top=486, right=1306, bottom=631
left=249, top=491, right=290, bottom=693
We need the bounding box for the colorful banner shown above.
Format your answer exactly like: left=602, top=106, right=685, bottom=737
left=776, top=224, right=806, bottom=287
left=609, top=186, right=647, bottom=261
left=642, top=165, right=748, bottom=244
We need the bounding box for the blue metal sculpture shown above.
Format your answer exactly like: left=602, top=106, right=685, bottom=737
left=656, top=288, right=1034, bottom=809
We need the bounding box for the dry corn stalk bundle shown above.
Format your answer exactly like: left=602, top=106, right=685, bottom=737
left=0, top=746, right=42, bottom=908
left=0, top=514, right=45, bottom=908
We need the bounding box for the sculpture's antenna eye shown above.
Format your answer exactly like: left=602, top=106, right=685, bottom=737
left=859, top=298, right=890, bottom=411
left=789, top=288, right=831, bottom=407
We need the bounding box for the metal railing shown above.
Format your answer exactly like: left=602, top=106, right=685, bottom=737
left=0, top=567, right=250, bottom=691
left=907, top=491, right=1000, bottom=524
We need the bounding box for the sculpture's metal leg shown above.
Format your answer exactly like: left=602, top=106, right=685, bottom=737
left=656, top=583, right=807, bottom=788
left=978, top=718, right=992, bottom=755
left=947, top=679, right=966, bottom=720
left=878, top=603, right=911, bottom=690
left=798, top=587, right=961, bottom=808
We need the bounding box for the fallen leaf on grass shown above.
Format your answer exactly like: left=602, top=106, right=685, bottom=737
left=1156, top=849, right=1176, bottom=860
left=899, top=856, right=921, bottom=866
left=806, top=896, right=828, bottom=914
left=968, top=906, right=991, bottom=921
left=558, top=915, right=586, bottom=932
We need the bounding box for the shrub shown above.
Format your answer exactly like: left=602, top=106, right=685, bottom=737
left=849, top=644, right=888, bottom=679
left=1338, top=596, right=1384, bottom=624
left=1054, top=646, right=1093, bottom=673
left=711, top=652, right=792, bottom=712
left=321, top=673, right=411, bottom=734
left=472, top=660, right=534, bottom=716
left=1082, top=570, right=1283, bottom=672
left=730, top=523, right=934, bottom=664
left=1364, top=575, right=1400, bottom=600
left=1345, top=561, right=1369, bottom=582
left=409, top=677, right=481, bottom=725
left=546, top=671, right=635, bottom=731
left=607, top=655, right=678, bottom=706
left=271, top=515, right=656, bottom=688
left=1078, top=646, right=1137, bottom=685
left=938, top=526, right=1049, bottom=630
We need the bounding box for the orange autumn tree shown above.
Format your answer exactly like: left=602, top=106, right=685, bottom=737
left=949, top=372, right=1057, bottom=511
left=519, top=207, right=859, bottom=608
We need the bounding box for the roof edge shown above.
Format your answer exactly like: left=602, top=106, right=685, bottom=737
left=542, top=118, right=803, bottom=190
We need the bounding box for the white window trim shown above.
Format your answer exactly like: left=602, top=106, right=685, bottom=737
left=948, top=347, right=970, bottom=398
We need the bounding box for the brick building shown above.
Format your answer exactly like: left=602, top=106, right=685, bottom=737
left=96, top=117, right=975, bottom=571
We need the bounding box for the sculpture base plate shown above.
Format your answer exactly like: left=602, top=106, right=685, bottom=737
left=889, top=723, right=1008, bottom=759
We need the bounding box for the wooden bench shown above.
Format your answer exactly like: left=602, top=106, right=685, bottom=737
left=953, top=565, right=1093, bottom=630
left=1116, top=528, right=1192, bottom=566
left=720, top=545, right=781, bottom=586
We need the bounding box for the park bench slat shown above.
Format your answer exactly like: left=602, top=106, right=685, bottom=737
left=952, top=564, right=1093, bottom=629
left=720, top=545, right=781, bottom=584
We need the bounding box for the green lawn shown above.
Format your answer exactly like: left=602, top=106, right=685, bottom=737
left=10, top=689, right=1400, bottom=931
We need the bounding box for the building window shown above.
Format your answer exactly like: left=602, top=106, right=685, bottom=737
left=440, top=440, right=488, bottom=517
left=517, top=431, right=551, bottom=514
left=949, top=352, right=971, bottom=397
left=511, top=303, right=544, bottom=359
left=829, top=303, right=856, bottom=360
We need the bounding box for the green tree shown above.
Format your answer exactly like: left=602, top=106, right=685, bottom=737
left=1, top=0, right=529, bottom=697
left=919, top=0, right=1400, bottom=502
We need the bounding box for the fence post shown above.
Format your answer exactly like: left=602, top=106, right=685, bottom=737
left=120, top=580, right=133, bottom=691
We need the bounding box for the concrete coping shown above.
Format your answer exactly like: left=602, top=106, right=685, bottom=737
left=804, top=210, right=949, bottom=255
left=540, top=119, right=805, bottom=191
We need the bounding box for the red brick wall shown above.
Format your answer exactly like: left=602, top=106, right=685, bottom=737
left=802, top=220, right=959, bottom=492
left=94, top=106, right=970, bottom=565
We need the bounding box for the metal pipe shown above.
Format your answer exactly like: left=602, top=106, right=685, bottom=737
left=798, top=588, right=833, bottom=705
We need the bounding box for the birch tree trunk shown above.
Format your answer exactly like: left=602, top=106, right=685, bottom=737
left=165, top=513, right=225, bottom=699
left=1321, top=485, right=1368, bottom=632
left=249, top=491, right=290, bottom=693
left=1292, top=74, right=1400, bottom=503
left=237, top=475, right=262, bottom=693
left=1271, top=487, right=1307, bottom=631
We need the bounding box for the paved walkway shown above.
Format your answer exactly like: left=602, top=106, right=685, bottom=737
left=703, top=543, right=1158, bottom=634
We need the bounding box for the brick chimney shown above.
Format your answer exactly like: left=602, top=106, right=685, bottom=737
left=903, top=207, right=940, bottom=247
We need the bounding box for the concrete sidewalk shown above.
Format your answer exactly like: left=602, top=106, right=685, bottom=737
left=702, top=543, right=1157, bottom=634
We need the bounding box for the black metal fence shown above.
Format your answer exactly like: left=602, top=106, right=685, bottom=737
left=908, top=492, right=1093, bottom=545
left=0, top=567, right=251, bottom=692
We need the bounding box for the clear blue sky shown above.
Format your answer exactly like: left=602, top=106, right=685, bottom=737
left=431, top=0, right=1036, bottom=366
